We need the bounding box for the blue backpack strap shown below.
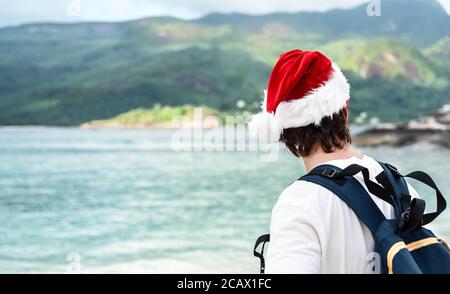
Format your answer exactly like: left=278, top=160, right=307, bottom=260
left=376, top=162, right=409, bottom=218
left=300, top=164, right=386, bottom=235
left=377, top=162, right=447, bottom=232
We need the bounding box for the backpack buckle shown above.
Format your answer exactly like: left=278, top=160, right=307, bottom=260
left=385, top=163, right=401, bottom=178
left=321, top=168, right=337, bottom=178
left=398, top=208, right=411, bottom=231
left=397, top=198, right=425, bottom=233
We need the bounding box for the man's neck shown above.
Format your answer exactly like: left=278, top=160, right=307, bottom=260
left=302, top=144, right=363, bottom=172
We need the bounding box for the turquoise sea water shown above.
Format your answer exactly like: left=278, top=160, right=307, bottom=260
left=0, top=127, right=449, bottom=273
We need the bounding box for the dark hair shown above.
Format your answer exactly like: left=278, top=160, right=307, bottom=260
left=279, top=110, right=351, bottom=157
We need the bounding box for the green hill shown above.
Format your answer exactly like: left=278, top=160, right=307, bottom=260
left=0, top=0, right=449, bottom=126
left=425, top=37, right=450, bottom=77
left=0, top=47, right=269, bottom=125
left=338, top=39, right=438, bottom=83
left=198, top=0, right=450, bottom=48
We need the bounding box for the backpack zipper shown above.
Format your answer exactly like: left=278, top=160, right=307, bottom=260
left=387, top=237, right=449, bottom=274
left=387, top=241, right=407, bottom=274
left=406, top=237, right=441, bottom=251
left=437, top=238, right=450, bottom=251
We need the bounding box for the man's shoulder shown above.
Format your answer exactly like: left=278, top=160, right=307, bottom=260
left=271, top=179, right=349, bottom=232
left=275, top=179, right=340, bottom=210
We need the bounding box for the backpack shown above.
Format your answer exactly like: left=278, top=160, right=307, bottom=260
left=254, top=162, right=450, bottom=274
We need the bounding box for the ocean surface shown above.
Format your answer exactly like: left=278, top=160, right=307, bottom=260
left=0, top=127, right=449, bottom=273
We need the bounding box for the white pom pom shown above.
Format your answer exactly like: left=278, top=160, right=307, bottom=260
left=248, top=111, right=281, bottom=142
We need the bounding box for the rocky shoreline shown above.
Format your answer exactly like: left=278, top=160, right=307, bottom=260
left=78, top=104, right=450, bottom=149
left=354, top=104, right=450, bottom=148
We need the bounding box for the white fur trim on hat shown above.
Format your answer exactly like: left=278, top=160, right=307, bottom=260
left=248, top=109, right=282, bottom=142
left=249, top=63, right=350, bottom=142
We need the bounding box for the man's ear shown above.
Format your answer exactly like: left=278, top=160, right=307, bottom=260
left=342, top=99, right=350, bottom=122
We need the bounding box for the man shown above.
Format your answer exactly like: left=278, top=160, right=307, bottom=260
left=249, top=49, right=419, bottom=274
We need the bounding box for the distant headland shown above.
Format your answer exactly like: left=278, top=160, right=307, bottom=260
left=354, top=104, right=450, bottom=148
left=80, top=104, right=237, bottom=129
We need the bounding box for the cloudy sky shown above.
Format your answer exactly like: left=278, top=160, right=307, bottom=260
left=0, top=0, right=449, bottom=28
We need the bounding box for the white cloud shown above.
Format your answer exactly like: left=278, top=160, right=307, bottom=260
left=440, top=0, right=450, bottom=14
left=0, top=0, right=448, bottom=27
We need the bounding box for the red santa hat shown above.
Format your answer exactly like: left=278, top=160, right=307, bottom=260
left=249, top=49, right=350, bottom=141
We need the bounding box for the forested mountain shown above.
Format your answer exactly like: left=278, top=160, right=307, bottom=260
left=0, top=0, right=449, bottom=125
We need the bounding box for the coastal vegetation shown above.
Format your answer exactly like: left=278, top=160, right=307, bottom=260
left=0, top=0, right=449, bottom=126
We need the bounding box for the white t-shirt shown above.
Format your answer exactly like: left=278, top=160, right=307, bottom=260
left=266, top=155, right=419, bottom=274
